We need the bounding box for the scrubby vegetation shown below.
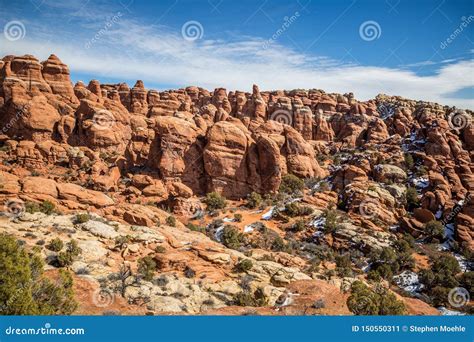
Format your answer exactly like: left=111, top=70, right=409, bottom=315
left=221, top=225, right=245, bottom=250
left=138, top=256, right=157, bottom=281
left=233, top=288, right=268, bottom=307
left=246, top=192, right=263, bottom=209
left=74, top=213, right=91, bottom=224
left=279, top=174, right=304, bottom=195
left=418, top=254, right=469, bottom=308
left=405, top=186, right=419, bottom=209
left=234, top=259, right=253, bottom=273
left=367, top=246, right=414, bottom=281
left=57, top=240, right=82, bottom=267
left=0, top=233, right=77, bottom=315
left=46, top=238, right=64, bottom=252
left=25, top=200, right=56, bottom=215
left=424, top=220, right=445, bottom=242
left=347, top=281, right=405, bottom=315
left=204, top=192, right=227, bottom=210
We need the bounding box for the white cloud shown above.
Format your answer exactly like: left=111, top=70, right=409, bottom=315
left=0, top=12, right=473, bottom=109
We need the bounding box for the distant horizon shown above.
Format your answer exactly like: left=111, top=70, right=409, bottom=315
left=1, top=0, right=473, bottom=108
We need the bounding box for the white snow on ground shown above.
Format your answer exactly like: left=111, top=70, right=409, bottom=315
left=389, top=225, right=399, bottom=232
left=310, top=216, right=326, bottom=229
left=222, top=217, right=234, bottom=222
left=311, top=216, right=326, bottom=238
left=261, top=207, right=274, bottom=220
left=411, top=177, right=429, bottom=189
left=439, top=224, right=473, bottom=272
left=438, top=307, right=466, bottom=316
left=243, top=224, right=254, bottom=233
left=214, top=226, right=224, bottom=242
left=454, top=254, right=473, bottom=272
left=393, top=271, right=424, bottom=293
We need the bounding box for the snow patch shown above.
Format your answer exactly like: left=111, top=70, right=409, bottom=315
left=261, top=207, right=275, bottom=220
left=393, top=271, right=424, bottom=293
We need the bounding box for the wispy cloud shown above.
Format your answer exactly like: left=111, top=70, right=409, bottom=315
left=0, top=1, right=473, bottom=108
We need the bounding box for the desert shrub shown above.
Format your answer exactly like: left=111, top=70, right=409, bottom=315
left=204, top=192, right=227, bottom=210
left=234, top=213, right=243, bottom=222
left=166, top=216, right=176, bottom=227
left=424, top=220, right=445, bottom=241
left=312, top=298, right=326, bottom=309
left=57, top=240, right=82, bottom=267
left=221, top=225, right=245, bottom=250
left=368, top=247, right=414, bottom=281
left=184, top=266, right=196, bottom=278
left=335, top=254, right=351, bottom=268
left=271, top=236, right=286, bottom=252
left=419, top=254, right=461, bottom=306
left=459, top=272, right=474, bottom=295
left=347, top=281, right=405, bottom=315
left=114, top=235, right=131, bottom=249
left=405, top=186, right=419, bottom=209
left=323, top=208, right=338, bottom=233
left=284, top=202, right=313, bottom=217
left=0, top=234, right=77, bottom=315
left=137, top=256, right=156, bottom=281
left=335, top=254, right=353, bottom=277
left=279, top=174, right=304, bottom=195
left=46, top=238, right=64, bottom=252
left=415, top=166, right=428, bottom=177
left=74, top=213, right=90, bottom=224
left=393, top=238, right=411, bottom=254
left=154, top=245, right=166, bottom=253
left=234, top=259, right=253, bottom=273
left=404, top=153, right=414, bottom=170
left=292, top=219, right=306, bottom=232
left=25, top=200, right=56, bottom=215
left=233, top=288, right=268, bottom=307
left=187, top=223, right=205, bottom=233
left=246, top=192, right=262, bottom=209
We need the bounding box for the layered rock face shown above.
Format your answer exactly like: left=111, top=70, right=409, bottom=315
left=0, top=54, right=473, bottom=251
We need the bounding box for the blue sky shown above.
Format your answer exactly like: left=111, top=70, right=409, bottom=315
left=0, top=0, right=473, bottom=107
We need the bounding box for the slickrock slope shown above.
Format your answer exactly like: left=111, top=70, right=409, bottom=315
left=0, top=54, right=472, bottom=316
